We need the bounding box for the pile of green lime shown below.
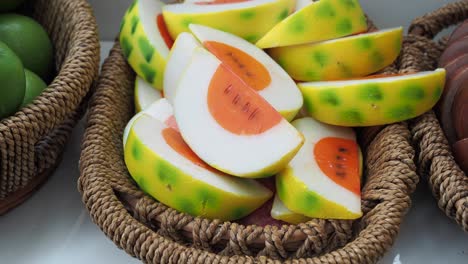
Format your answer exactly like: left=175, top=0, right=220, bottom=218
left=0, top=0, right=53, bottom=120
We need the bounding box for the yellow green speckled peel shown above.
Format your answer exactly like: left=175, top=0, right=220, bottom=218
left=299, top=69, right=446, bottom=126
left=162, top=0, right=295, bottom=43
left=189, top=24, right=303, bottom=121
left=268, top=27, right=403, bottom=81
left=173, top=48, right=304, bottom=178
left=135, top=76, right=163, bottom=112
left=271, top=194, right=310, bottom=224
left=256, top=0, right=367, bottom=48
left=276, top=117, right=362, bottom=219
left=120, top=0, right=173, bottom=90
left=124, top=101, right=272, bottom=220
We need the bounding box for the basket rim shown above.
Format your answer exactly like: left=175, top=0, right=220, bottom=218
left=0, top=0, right=100, bottom=139
left=79, top=38, right=419, bottom=263
left=407, top=0, right=468, bottom=232
left=0, top=0, right=100, bottom=212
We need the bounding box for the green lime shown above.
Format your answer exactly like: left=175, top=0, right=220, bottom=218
left=0, top=14, right=53, bottom=79
left=21, top=69, right=47, bottom=107
left=0, top=41, right=25, bottom=119
left=0, top=0, right=26, bottom=12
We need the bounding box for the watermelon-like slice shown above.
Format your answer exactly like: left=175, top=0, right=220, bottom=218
left=276, top=117, right=362, bottom=219
left=256, top=0, right=367, bottom=48
left=298, top=69, right=446, bottom=126
left=268, top=27, right=403, bottom=81
left=162, top=0, right=295, bottom=43
left=189, top=24, right=303, bottom=120
left=120, top=0, right=174, bottom=90
left=173, top=47, right=304, bottom=178
left=124, top=99, right=272, bottom=220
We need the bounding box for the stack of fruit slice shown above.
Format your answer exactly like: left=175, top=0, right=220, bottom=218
left=119, top=0, right=446, bottom=224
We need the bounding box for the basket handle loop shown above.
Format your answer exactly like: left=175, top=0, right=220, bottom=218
left=408, top=1, right=468, bottom=39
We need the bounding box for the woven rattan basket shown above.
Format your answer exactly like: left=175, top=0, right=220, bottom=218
left=79, top=16, right=424, bottom=263
left=406, top=1, right=468, bottom=232
left=0, top=0, right=100, bottom=214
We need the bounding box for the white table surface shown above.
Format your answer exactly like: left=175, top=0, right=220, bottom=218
left=1, top=25, right=467, bottom=264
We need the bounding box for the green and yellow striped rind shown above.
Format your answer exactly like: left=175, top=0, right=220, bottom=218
left=272, top=212, right=310, bottom=225
left=298, top=68, right=446, bottom=126
left=162, top=0, right=295, bottom=44
left=276, top=166, right=362, bottom=219
left=120, top=0, right=169, bottom=90
left=124, top=127, right=272, bottom=221
left=268, top=27, right=403, bottom=82
left=256, top=0, right=367, bottom=48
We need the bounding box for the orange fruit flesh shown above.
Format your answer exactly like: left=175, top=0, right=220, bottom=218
left=157, top=14, right=174, bottom=49
left=208, top=65, right=282, bottom=135
left=204, top=41, right=271, bottom=91
left=164, top=116, right=180, bottom=132
left=162, top=127, right=218, bottom=173
left=314, top=137, right=360, bottom=195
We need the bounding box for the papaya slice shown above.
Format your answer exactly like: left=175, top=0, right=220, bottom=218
left=173, top=47, right=304, bottom=178
left=120, top=0, right=173, bottom=90
left=276, top=117, right=362, bottom=219
left=268, top=27, right=403, bottom=82
left=135, top=76, right=162, bottom=112
left=162, top=0, right=295, bottom=43
left=189, top=24, right=303, bottom=120
left=256, top=0, right=367, bottom=48
left=298, top=69, right=446, bottom=126
left=124, top=98, right=272, bottom=220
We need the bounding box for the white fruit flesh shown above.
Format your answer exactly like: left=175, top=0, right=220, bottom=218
left=165, top=0, right=277, bottom=14
left=295, top=0, right=311, bottom=10
left=173, top=47, right=303, bottom=177
left=164, top=32, right=201, bottom=103
left=123, top=99, right=174, bottom=149
left=189, top=24, right=303, bottom=120
left=271, top=194, right=310, bottom=224
left=277, top=117, right=361, bottom=218
left=135, top=76, right=163, bottom=112
left=125, top=99, right=272, bottom=220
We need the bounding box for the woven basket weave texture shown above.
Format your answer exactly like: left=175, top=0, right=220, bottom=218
left=407, top=0, right=468, bottom=232
left=0, top=0, right=100, bottom=214
left=79, top=20, right=423, bottom=264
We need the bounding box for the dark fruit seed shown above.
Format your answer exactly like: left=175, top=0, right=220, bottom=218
left=233, top=95, right=240, bottom=105
left=338, top=147, right=348, bottom=153
left=249, top=109, right=259, bottom=120
left=336, top=155, right=344, bottom=160
left=224, top=84, right=232, bottom=94
left=336, top=172, right=346, bottom=177
left=242, top=102, right=250, bottom=112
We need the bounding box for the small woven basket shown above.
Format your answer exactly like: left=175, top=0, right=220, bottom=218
left=0, top=0, right=100, bottom=214
left=406, top=1, right=468, bottom=232
left=79, top=15, right=424, bottom=262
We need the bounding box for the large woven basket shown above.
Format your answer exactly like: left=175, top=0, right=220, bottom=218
left=0, top=0, right=100, bottom=214
left=80, top=14, right=422, bottom=262
left=406, top=1, right=468, bottom=232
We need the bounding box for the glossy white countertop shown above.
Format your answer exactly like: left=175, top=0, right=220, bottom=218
left=0, top=41, right=466, bottom=264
